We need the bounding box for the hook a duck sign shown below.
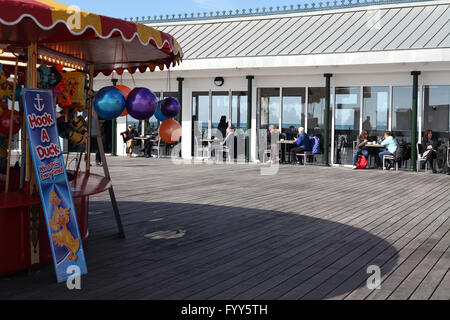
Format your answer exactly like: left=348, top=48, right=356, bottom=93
left=22, top=89, right=87, bottom=283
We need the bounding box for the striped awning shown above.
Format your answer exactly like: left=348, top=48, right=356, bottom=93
left=0, top=0, right=183, bottom=75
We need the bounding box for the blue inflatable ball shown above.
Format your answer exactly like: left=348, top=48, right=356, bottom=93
left=93, top=86, right=125, bottom=120
left=126, top=88, right=157, bottom=120
left=161, top=97, right=180, bottom=119
left=154, top=100, right=168, bottom=122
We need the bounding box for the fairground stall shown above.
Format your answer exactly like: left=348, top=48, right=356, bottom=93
left=0, top=0, right=183, bottom=281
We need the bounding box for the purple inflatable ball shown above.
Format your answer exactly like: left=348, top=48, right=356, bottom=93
left=125, top=88, right=158, bottom=120
left=161, top=97, right=180, bottom=119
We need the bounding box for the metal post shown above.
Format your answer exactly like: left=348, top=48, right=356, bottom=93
left=324, top=74, right=333, bottom=166
left=86, top=65, right=94, bottom=173
left=177, top=77, right=184, bottom=123
left=111, top=78, right=118, bottom=156
left=90, top=65, right=125, bottom=238
left=246, top=75, right=254, bottom=162
left=411, top=71, right=421, bottom=171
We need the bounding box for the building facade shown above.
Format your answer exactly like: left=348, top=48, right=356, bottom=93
left=95, top=0, right=450, bottom=167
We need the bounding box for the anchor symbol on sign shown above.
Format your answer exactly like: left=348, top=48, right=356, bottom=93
left=34, top=94, right=45, bottom=112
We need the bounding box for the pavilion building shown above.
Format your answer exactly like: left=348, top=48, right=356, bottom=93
left=95, top=0, right=450, bottom=167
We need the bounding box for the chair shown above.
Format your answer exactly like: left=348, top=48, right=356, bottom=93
left=416, top=143, right=428, bottom=172
left=447, top=145, right=450, bottom=168
left=215, top=134, right=234, bottom=163
left=296, top=151, right=313, bottom=166
left=383, top=154, right=399, bottom=171
left=194, top=136, right=210, bottom=159
left=262, top=149, right=272, bottom=162
left=215, top=145, right=231, bottom=163
left=150, top=138, right=161, bottom=158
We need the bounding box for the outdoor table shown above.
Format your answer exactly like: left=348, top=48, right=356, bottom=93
left=362, top=143, right=385, bottom=168
left=278, top=140, right=296, bottom=163
left=134, top=136, right=152, bottom=156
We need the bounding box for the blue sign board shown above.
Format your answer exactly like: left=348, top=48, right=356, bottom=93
left=22, top=89, right=87, bottom=283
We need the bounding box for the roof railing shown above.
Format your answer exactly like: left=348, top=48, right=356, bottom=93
left=124, top=0, right=435, bottom=23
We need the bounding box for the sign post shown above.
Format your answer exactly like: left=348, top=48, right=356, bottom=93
left=22, top=88, right=87, bottom=283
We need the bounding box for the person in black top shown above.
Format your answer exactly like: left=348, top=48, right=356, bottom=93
left=143, top=134, right=159, bottom=158
left=121, top=125, right=138, bottom=158
left=217, top=116, right=228, bottom=139
left=422, top=130, right=438, bottom=173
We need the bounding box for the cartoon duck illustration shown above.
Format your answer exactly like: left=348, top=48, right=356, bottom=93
left=49, top=189, right=80, bottom=261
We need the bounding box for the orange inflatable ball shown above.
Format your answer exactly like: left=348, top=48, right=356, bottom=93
left=159, top=119, right=182, bottom=144
left=115, top=85, right=131, bottom=117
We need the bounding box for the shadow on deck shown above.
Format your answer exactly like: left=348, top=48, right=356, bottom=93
left=0, top=201, right=398, bottom=300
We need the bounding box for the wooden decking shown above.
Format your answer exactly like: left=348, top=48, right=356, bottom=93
left=1, top=157, right=449, bottom=300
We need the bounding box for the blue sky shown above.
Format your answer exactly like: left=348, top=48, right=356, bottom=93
left=69, top=0, right=317, bottom=19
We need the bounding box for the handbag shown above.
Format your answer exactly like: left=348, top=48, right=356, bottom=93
left=356, top=155, right=368, bottom=169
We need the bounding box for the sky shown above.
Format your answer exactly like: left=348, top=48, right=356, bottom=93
left=68, top=0, right=317, bottom=20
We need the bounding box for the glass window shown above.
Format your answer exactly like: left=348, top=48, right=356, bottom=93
left=363, top=86, right=389, bottom=138
left=307, top=87, right=332, bottom=139
left=282, top=88, right=305, bottom=139
left=232, top=91, right=248, bottom=131
left=259, top=88, right=280, bottom=130
left=192, top=92, right=209, bottom=141
left=423, top=85, right=450, bottom=142
left=392, top=86, right=413, bottom=143
left=334, top=87, right=361, bottom=165
left=212, top=92, right=229, bottom=139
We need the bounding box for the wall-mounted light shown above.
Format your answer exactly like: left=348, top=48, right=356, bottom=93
left=214, top=76, right=224, bottom=87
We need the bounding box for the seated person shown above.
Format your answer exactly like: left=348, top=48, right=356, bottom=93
left=290, top=127, right=312, bottom=164
left=353, top=130, right=370, bottom=169
left=378, top=131, right=398, bottom=170
left=121, top=125, right=138, bottom=158
left=213, top=125, right=235, bottom=160
left=422, top=130, right=438, bottom=173
left=258, top=125, right=279, bottom=162
left=142, top=134, right=159, bottom=158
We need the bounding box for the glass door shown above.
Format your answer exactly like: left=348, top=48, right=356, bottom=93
left=423, top=85, right=450, bottom=143
left=362, top=86, right=389, bottom=139
left=282, top=88, right=305, bottom=140
left=211, top=91, right=229, bottom=140
left=334, top=87, right=361, bottom=165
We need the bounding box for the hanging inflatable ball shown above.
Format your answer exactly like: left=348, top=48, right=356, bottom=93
left=93, top=86, right=126, bottom=120
left=115, top=85, right=132, bottom=117
left=161, top=97, right=180, bottom=119
left=159, top=119, right=182, bottom=144
left=125, top=88, right=157, bottom=121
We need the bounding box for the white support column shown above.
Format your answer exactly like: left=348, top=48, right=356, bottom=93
left=305, top=87, right=309, bottom=134
left=279, top=87, right=283, bottom=131
left=360, top=85, right=364, bottom=132
left=331, top=86, right=336, bottom=165
left=388, top=85, right=393, bottom=131
left=116, top=115, right=127, bottom=156
left=250, top=83, right=257, bottom=162
left=182, top=87, right=192, bottom=160
left=418, top=84, right=423, bottom=142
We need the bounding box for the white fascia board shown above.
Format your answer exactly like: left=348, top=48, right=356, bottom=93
left=171, top=48, right=450, bottom=72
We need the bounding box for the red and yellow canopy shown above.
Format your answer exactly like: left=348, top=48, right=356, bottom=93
left=0, top=0, right=183, bottom=75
